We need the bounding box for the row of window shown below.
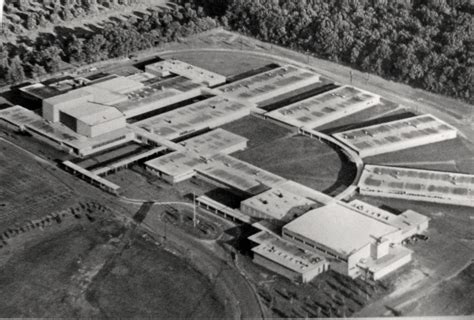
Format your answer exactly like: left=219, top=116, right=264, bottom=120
left=283, top=230, right=348, bottom=262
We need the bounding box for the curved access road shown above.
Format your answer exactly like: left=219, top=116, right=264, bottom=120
left=118, top=196, right=267, bottom=319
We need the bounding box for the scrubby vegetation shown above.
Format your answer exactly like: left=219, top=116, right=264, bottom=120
left=189, top=0, right=473, bottom=102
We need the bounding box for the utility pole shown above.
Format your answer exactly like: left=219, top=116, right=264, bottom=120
left=193, top=192, right=197, bottom=228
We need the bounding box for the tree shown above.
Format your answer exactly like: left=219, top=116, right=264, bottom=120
left=6, top=56, right=26, bottom=83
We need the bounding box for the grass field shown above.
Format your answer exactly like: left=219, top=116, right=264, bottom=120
left=160, top=50, right=274, bottom=77
left=0, top=212, right=226, bottom=318
left=0, top=140, right=76, bottom=233
left=353, top=194, right=474, bottom=316
left=233, top=134, right=356, bottom=194
left=405, top=263, right=474, bottom=316
left=364, top=136, right=474, bottom=174
left=220, top=115, right=293, bottom=148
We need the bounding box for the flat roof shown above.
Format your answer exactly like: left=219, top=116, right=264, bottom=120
left=20, top=83, right=61, bottom=100
left=61, top=102, right=124, bottom=126
left=145, top=150, right=207, bottom=178
left=241, top=187, right=316, bottom=221
left=266, top=86, right=380, bottom=128
left=90, top=76, right=144, bottom=94
left=217, top=65, right=320, bottom=103
left=250, top=231, right=327, bottom=274
left=146, top=59, right=226, bottom=85
left=135, top=96, right=254, bottom=140
left=196, top=153, right=287, bottom=195
left=283, top=203, right=399, bottom=257
left=180, top=128, right=247, bottom=157
left=44, top=88, right=92, bottom=106
left=333, top=114, right=457, bottom=153
left=358, top=164, right=474, bottom=205
left=275, top=180, right=334, bottom=204
left=348, top=199, right=429, bottom=231
left=0, top=105, right=39, bottom=126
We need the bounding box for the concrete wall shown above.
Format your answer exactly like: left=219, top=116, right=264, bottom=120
left=76, top=117, right=126, bottom=138
left=371, top=252, right=412, bottom=280
left=253, top=253, right=301, bottom=282
left=42, top=94, right=92, bottom=122
left=359, top=187, right=474, bottom=207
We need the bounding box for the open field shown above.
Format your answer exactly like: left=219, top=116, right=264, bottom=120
left=220, top=115, right=293, bottom=148
left=0, top=139, right=75, bottom=233
left=364, top=136, right=474, bottom=174
left=318, top=104, right=409, bottom=134
left=404, top=263, right=474, bottom=316
left=233, top=134, right=356, bottom=194
left=0, top=210, right=227, bottom=318
left=353, top=194, right=474, bottom=316
left=160, top=50, right=274, bottom=77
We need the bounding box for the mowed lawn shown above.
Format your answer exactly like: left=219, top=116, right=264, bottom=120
left=220, top=115, right=293, bottom=148
left=233, top=134, right=356, bottom=194
left=160, top=50, right=274, bottom=77
left=364, top=136, right=474, bottom=174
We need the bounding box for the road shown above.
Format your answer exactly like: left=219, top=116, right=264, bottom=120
left=119, top=196, right=266, bottom=319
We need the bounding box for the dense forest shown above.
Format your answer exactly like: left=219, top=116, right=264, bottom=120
left=0, top=3, right=217, bottom=84
left=1, top=0, right=142, bottom=35
left=0, top=0, right=472, bottom=103
left=191, top=0, right=473, bottom=102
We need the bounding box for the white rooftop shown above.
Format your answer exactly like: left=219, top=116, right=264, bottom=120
left=333, top=114, right=457, bottom=154
left=217, top=65, right=320, bottom=103
left=283, top=203, right=399, bottom=257
left=135, top=96, right=254, bottom=140
left=266, top=86, right=380, bottom=128
left=250, top=231, right=327, bottom=274
left=61, top=102, right=124, bottom=126
left=348, top=199, right=429, bottom=231
left=196, top=153, right=287, bottom=194
left=180, top=128, right=248, bottom=157
left=145, top=151, right=207, bottom=178
left=241, top=187, right=316, bottom=221
left=146, top=59, right=226, bottom=86
left=358, top=164, right=474, bottom=206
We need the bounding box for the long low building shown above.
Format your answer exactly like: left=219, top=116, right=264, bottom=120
left=145, top=59, right=226, bottom=87
left=348, top=199, right=429, bottom=242
left=135, top=96, right=255, bottom=141
left=179, top=128, right=248, bottom=157
left=114, top=76, right=204, bottom=119
left=144, top=129, right=248, bottom=183
left=358, top=164, right=474, bottom=207
left=265, top=86, right=380, bottom=129
left=249, top=230, right=329, bottom=283
left=145, top=151, right=207, bottom=183
left=240, top=187, right=319, bottom=222
left=217, top=65, right=320, bottom=104
left=282, top=202, right=414, bottom=280
left=333, top=114, right=457, bottom=157
left=196, top=153, right=287, bottom=195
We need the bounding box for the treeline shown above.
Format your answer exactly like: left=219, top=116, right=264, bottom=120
left=191, top=0, right=473, bottom=102
left=2, top=0, right=140, bottom=35
left=0, top=3, right=217, bottom=84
